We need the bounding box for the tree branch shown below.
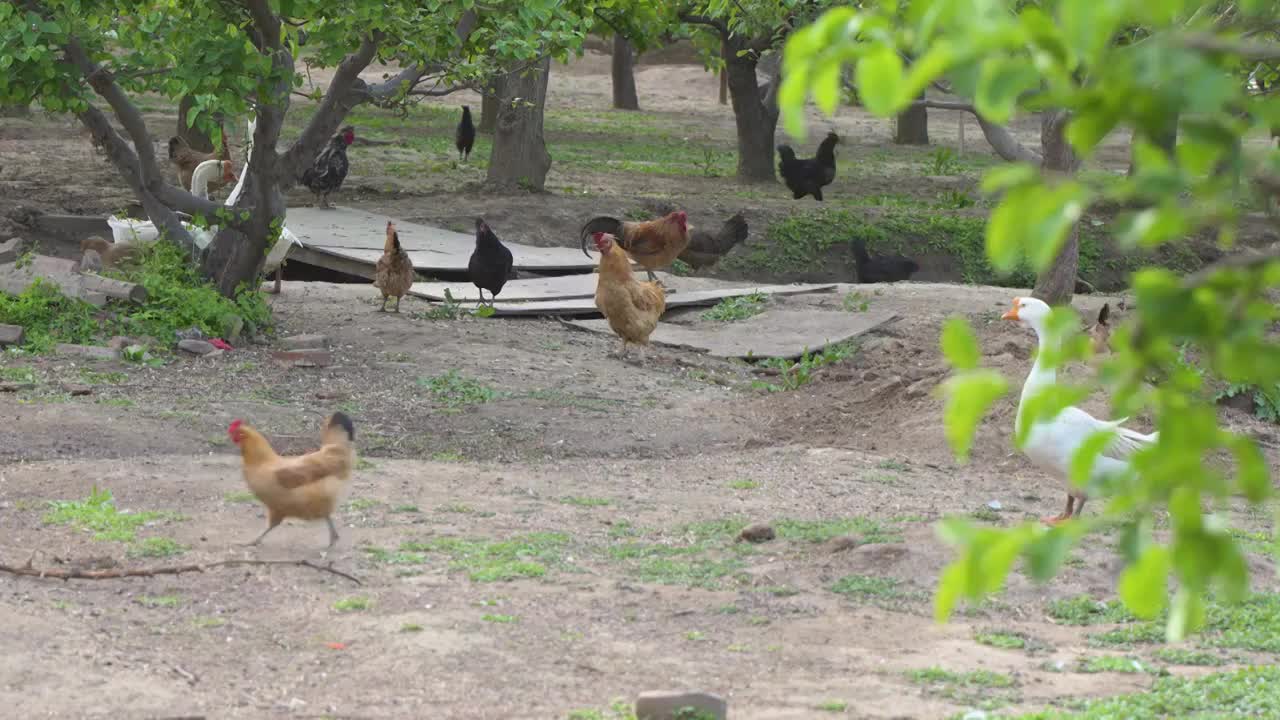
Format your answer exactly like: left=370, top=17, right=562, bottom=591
left=1181, top=33, right=1280, bottom=61
left=0, top=557, right=361, bottom=584
left=678, top=12, right=730, bottom=37
left=907, top=99, right=1043, bottom=164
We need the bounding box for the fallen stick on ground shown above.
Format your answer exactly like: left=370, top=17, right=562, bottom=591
left=0, top=557, right=361, bottom=584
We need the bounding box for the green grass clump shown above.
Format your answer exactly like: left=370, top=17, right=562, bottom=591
left=701, top=292, right=767, bottom=322
left=137, top=594, right=181, bottom=608
left=831, top=574, right=927, bottom=604
left=1077, top=655, right=1155, bottom=674
left=333, top=596, right=371, bottom=612
left=1010, top=666, right=1280, bottom=719
left=0, top=243, right=271, bottom=353
left=561, top=496, right=611, bottom=507
left=403, top=532, right=570, bottom=582
left=128, top=537, right=187, bottom=558
left=418, top=370, right=498, bottom=408
left=908, top=666, right=1019, bottom=710
left=482, top=613, right=518, bottom=624
left=975, top=630, right=1028, bottom=650
left=43, top=486, right=170, bottom=542
left=752, top=341, right=857, bottom=392
left=1046, top=595, right=1137, bottom=625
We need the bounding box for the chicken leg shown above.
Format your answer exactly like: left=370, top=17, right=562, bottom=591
left=1041, top=495, right=1077, bottom=526
left=377, top=295, right=388, bottom=312
left=326, top=516, right=340, bottom=548
left=644, top=269, right=658, bottom=282
left=247, top=511, right=284, bottom=546
left=393, top=295, right=403, bottom=313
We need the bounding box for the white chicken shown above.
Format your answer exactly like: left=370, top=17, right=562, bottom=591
left=1002, top=296, right=1158, bottom=525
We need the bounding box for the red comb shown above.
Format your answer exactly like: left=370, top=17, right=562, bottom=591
left=228, top=419, right=242, bottom=434
left=592, top=232, right=605, bottom=241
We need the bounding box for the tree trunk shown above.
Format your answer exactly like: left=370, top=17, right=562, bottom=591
left=723, top=48, right=778, bottom=183
left=1033, top=111, right=1083, bottom=306
left=895, top=96, right=929, bottom=145
left=479, top=81, right=500, bottom=134
left=486, top=57, right=553, bottom=190
left=1127, top=112, right=1178, bottom=176
left=176, top=94, right=216, bottom=153
left=719, top=69, right=728, bottom=105
left=611, top=35, right=639, bottom=110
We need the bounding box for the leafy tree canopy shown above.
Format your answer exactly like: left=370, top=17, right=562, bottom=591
left=781, top=0, right=1280, bottom=640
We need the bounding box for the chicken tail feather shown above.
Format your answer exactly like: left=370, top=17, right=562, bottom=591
left=580, top=217, right=623, bottom=257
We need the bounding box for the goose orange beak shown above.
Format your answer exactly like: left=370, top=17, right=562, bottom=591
left=1001, top=298, right=1020, bottom=321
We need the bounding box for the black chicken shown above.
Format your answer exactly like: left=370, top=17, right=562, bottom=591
left=777, top=131, right=840, bottom=201
left=467, top=218, right=514, bottom=307
left=851, top=237, right=919, bottom=283
left=299, top=126, right=355, bottom=209
left=455, top=106, right=476, bottom=162
left=678, top=212, right=749, bottom=270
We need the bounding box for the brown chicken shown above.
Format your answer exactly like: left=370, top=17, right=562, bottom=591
left=228, top=412, right=356, bottom=549
left=580, top=210, right=690, bottom=282
left=374, top=221, right=415, bottom=312
left=80, top=236, right=142, bottom=269
left=168, top=126, right=231, bottom=192
left=593, top=231, right=666, bottom=360
left=1086, top=303, right=1112, bottom=355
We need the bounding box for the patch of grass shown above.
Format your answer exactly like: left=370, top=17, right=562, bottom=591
left=909, top=667, right=1018, bottom=711
left=623, top=556, right=746, bottom=589
left=561, top=496, right=610, bottom=508
left=0, top=366, right=36, bottom=383
left=431, top=450, right=466, bottom=462
left=43, top=486, right=172, bottom=543
left=1088, top=622, right=1166, bottom=647
left=1046, top=595, right=1136, bottom=625
left=439, top=502, right=475, bottom=514
left=684, top=630, right=707, bottom=642
left=975, top=630, right=1028, bottom=650
left=482, top=613, right=518, bottom=624
left=401, top=623, right=424, bottom=633
left=775, top=517, right=904, bottom=544
left=816, top=700, right=848, bottom=712
left=752, top=341, right=857, bottom=392
left=391, top=504, right=420, bottom=513
left=1151, top=647, right=1226, bottom=666
left=728, top=479, right=759, bottom=490
left=354, top=457, right=378, bottom=471
left=1009, top=666, right=1280, bottom=719
left=403, top=532, right=571, bottom=582
left=701, top=292, right=767, bottom=322
left=418, top=370, right=498, bottom=408
left=345, top=498, right=380, bottom=511
left=138, top=594, right=181, bottom=608
left=841, top=291, right=871, bottom=312
left=128, top=537, right=186, bottom=558
left=194, top=616, right=225, bottom=629
left=565, top=699, right=638, bottom=720
left=876, top=460, right=910, bottom=472
left=1077, top=655, right=1156, bottom=674
left=759, top=585, right=801, bottom=597
left=333, top=596, right=371, bottom=613
left=831, top=574, right=927, bottom=604
left=363, top=546, right=430, bottom=565
left=223, top=491, right=257, bottom=504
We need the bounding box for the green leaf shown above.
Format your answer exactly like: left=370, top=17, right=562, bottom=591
left=935, top=559, right=966, bottom=622
left=811, top=57, right=842, bottom=116
left=855, top=45, right=905, bottom=116
left=980, top=163, right=1038, bottom=195
left=1167, top=586, right=1205, bottom=642
left=974, top=57, right=1039, bottom=125
left=986, top=185, right=1035, bottom=272
left=899, top=40, right=956, bottom=102
left=940, top=316, right=981, bottom=370
left=1066, top=111, right=1121, bottom=156
left=1119, top=545, right=1169, bottom=619
left=1227, top=435, right=1270, bottom=503
left=1069, top=429, right=1117, bottom=491
left=941, top=370, right=1008, bottom=461
left=778, top=72, right=810, bottom=141
left=1024, top=526, right=1075, bottom=581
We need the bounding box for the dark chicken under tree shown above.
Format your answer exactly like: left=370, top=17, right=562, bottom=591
left=468, top=218, right=514, bottom=307
left=777, top=131, right=839, bottom=202
left=851, top=237, right=920, bottom=284
left=299, top=125, right=355, bottom=209
left=455, top=106, right=476, bottom=162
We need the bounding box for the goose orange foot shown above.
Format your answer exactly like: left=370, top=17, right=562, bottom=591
left=1041, top=496, right=1076, bottom=527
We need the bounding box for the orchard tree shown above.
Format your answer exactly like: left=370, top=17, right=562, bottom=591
left=782, top=0, right=1280, bottom=640
left=0, top=0, right=601, bottom=296
left=678, top=0, right=836, bottom=183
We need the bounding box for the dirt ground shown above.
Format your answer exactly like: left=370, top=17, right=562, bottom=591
left=2, top=50, right=1279, bottom=719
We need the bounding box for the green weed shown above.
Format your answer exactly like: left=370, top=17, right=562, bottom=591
left=223, top=491, right=257, bottom=504
left=701, top=292, right=767, bottom=322
left=752, top=341, right=856, bottom=392
left=1077, top=655, right=1157, bottom=674
left=1009, top=666, right=1280, bottom=719
left=137, top=595, right=181, bottom=608
left=333, top=596, right=371, bottom=612
left=816, top=700, right=848, bottom=712
left=975, top=630, right=1028, bottom=650
left=909, top=666, right=1018, bottom=711
left=831, top=574, right=927, bottom=604
left=401, top=623, right=424, bottom=633
left=728, top=479, right=759, bottom=490
left=128, top=537, right=186, bottom=558
left=1151, top=647, right=1226, bottom=666
left=418, top=370, right=498, bottom=407
left=403, top=532, right=571, bottom=582
left=561, top=496, right=611, bottom=507
left=43, top=486, right=172, bottom=543
left=482, top=613, right=518, bottom=624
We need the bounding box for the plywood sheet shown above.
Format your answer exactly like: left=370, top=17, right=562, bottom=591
left=474, top=284, right=836, bottom=317
left=562, top=308, right=896, bottom=359
left=410, top=274, right=601, bottom=303
left=285, top=206, right=594, bottom=272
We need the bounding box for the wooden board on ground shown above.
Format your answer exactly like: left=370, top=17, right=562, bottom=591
left=285, top=206, right=595, bottom=273
left=562, top=308, right=897, bottom=359
left=410, top=274, right=601, bottom=303
left=468, top=284, right=836, bottom=317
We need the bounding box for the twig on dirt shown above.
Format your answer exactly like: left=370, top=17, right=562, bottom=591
left=170, top=664, right=198, bottom=685
left=0, top=558, right=362, bottom=584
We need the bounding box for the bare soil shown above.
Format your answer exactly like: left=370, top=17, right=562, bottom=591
left=1, top=51, right=1278, bottom=719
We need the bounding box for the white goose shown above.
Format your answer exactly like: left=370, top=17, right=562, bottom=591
left=1002, top=296, right=1158, bottom=525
